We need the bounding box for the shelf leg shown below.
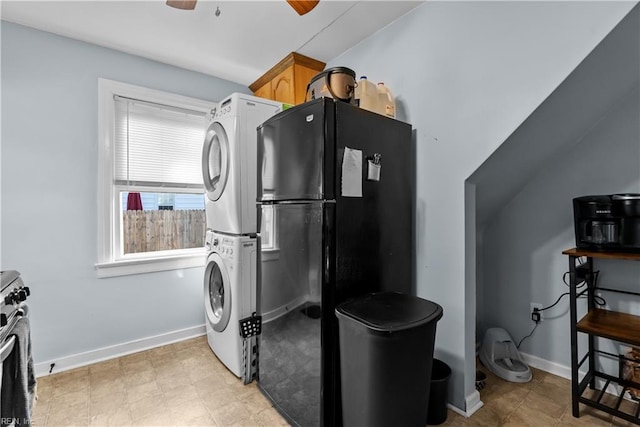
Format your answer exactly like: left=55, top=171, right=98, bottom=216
left=586, top=257, right=596, bottom=390
left=569, top=255, right=580, bottom=417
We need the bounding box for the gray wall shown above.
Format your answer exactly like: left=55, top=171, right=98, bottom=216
left=473, top=1, right=640, bottom=378
left=328, top=1, right=635, bottom=410
left=2, top=0, right=637, bottom=411
left=1, top=22, right=248, bottom=370
left=480, top=85, right=640, bottom=367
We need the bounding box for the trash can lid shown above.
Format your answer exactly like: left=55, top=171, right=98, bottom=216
left=335, top=292, right=443, bottom=332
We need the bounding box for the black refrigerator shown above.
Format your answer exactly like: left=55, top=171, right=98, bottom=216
left=256, top=98, right=414, bottom=426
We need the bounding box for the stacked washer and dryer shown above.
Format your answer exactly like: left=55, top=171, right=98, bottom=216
left=201, top=93, right=282, bottom=384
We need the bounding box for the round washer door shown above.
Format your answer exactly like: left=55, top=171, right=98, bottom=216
left=204, top=252, right=232, bottom=332
left=202, top=121, right=230, bottom=202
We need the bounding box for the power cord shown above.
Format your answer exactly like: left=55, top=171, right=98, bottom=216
left=560, top=269, right=607, bottom=306
left=520, top=268, right=607, bottom=349
left=538, top=292, right=571, bottom=313
left=562, top=271, right=587, bottom=289
left=516, top=322, right=538, bottom=349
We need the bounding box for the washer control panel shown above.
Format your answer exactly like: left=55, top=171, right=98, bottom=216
left=210, top=97, right=238, bottom=120
left=210, top=235, right=234, bottom=258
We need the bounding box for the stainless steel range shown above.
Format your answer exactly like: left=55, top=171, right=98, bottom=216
left=0, top=270, right=34, bottom=425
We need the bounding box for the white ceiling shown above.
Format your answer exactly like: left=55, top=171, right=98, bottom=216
left=0, top=0, right=423, bottom=86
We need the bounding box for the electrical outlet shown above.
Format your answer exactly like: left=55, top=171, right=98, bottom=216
left=531, top=303, right=543, bottom=322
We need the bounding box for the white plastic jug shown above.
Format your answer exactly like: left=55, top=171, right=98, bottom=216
left=377, top=82, right=396, bottom=118
left=354, top=76, right=378, bottom=113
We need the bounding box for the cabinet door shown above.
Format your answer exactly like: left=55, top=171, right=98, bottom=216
left=253, top=82, right=272, bottom=100
left=272, top=66, right=295, bottom=104
left=293, top=64, right=321, bottom=105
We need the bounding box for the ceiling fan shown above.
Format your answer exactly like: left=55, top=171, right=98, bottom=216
left=166, top=0, right=320, bottom=16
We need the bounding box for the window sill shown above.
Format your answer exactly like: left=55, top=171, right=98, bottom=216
left=96, top=250, right=206, bottom=278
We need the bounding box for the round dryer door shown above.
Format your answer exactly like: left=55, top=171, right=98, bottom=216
left=204, top=253, right=231, bottom=332
left=202, top=121, right=229, bottom=202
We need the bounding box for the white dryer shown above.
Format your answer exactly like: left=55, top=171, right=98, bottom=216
left=202, top=93, right=282, bottom=235
left=204, top=231, right=258, bottom=381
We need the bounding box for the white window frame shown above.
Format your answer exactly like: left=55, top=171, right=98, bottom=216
left=96, top=78, right=215, bottom=277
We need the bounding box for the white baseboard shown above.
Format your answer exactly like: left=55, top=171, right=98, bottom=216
left=35, top=324, right=206, bottom=377
left=488, top=352, right=640, bottom=405
left=442, top=391, right=483, bottom=419
left=520, top=351, right=577, bottom=381
left=464, top=390, right=484, bottom=416
left=520, top=351, right=634, bottom=401
left=448, top=403, right=467, bottom=418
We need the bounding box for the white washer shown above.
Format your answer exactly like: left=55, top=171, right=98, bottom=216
left=202, top=93, right=282, bottom=235
left=204, top=231, right=258, bottom=380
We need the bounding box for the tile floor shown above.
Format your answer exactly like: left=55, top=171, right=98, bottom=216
left=32, top=336, right=636, bottom=426
left=462, top=365, right=637, bottom=427
left=32, top=336, right=287, bottom=426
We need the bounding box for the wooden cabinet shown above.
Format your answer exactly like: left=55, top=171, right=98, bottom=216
left=252, top=83, right=272, bottom=100
left=272, top=66, right=294, bottom=103
left=249, top=52, right=325, bottom=106
left=563, top=248, right=640, bottom=425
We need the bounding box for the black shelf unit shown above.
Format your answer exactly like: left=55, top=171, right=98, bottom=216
left=564, top=248, right=640, bottom=425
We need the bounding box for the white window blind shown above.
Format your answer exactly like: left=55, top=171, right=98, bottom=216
left=114, top=95, right=207, bottom=189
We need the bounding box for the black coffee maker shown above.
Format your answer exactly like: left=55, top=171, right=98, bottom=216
left=573, top=194, right=640, bottom=251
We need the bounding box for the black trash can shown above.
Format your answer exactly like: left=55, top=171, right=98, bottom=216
left=335, top=292, right=443, bottom=427
left=427, top=359, right=451, bottom=425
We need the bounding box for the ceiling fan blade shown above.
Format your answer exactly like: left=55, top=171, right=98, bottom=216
left=286, top=0, right=319, bottom=16
left=166, top=0, right=197, bottom=10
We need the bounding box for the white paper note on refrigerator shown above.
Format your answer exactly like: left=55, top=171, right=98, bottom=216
left=341, top=147, right=362, bottom=197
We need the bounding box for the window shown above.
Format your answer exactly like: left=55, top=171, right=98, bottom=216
left=97, top=79, right=215, bottom=277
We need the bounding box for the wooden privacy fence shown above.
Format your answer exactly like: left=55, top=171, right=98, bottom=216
left=123, top=209, right=205, bottom=254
